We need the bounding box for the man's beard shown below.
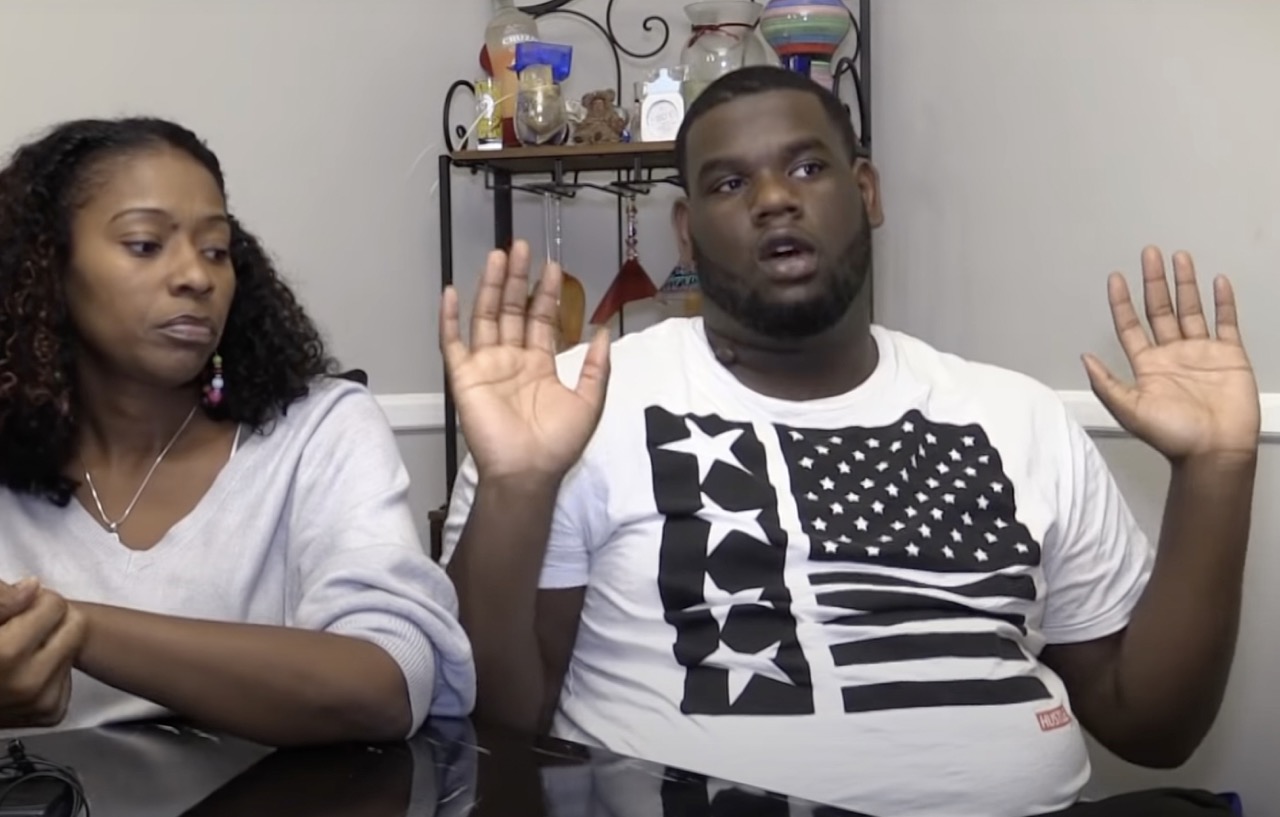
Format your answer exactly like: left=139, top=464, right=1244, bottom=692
left=693, top=211, right=872, bottom=340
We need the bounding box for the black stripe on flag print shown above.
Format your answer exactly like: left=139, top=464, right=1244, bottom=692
left=842, top=677, right=1054, bottom=714
left=808, top=570, right=1037, bottom=600
left=830, top=632, right=1028, bottom=665
left=813, top=589, right=1029, bottom=633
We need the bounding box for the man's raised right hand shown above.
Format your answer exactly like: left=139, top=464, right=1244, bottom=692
left=440, top=240, right=611, bottom=482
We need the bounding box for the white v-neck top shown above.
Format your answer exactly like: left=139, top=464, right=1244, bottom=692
left=0, top=377, right=474, bottom=735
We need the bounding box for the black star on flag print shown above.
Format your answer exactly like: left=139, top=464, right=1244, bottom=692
left=645, top=405, right=1054, bottom=718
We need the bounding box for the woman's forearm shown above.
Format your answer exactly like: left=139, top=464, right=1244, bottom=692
left=73, top=602, right=413, bottom=746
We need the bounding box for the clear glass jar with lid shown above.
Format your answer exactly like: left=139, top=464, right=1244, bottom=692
left=680, top=1, right=773, bottom=104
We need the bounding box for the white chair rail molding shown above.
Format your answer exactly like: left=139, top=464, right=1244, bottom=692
left=373, top=390, right=1280, bottom=441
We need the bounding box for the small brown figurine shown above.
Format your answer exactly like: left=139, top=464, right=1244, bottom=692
left=573, top=89, right=627, bottom=145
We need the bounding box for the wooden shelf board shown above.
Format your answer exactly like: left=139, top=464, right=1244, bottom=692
left=450, top=141, right=677, bottom=175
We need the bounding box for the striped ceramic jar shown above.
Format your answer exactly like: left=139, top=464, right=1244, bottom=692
left=760, top=0, right=852, bottom=88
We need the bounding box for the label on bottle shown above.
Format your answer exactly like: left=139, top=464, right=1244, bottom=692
left=475, top=78, right=503, bottom=150
left=502, top=31, right=537, bottom=47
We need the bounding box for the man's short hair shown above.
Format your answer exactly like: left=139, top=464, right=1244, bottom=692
left=674, top=65, right=866, bottom=186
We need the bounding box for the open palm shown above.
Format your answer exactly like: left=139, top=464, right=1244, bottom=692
left=440, top=240, right=611, bottom=480
left=1083, top=247, right=1260, bottom=461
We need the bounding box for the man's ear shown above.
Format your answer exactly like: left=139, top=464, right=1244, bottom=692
left=853, top=157, right=884, bottom=228
left=672, top=197, right=693, bottom=263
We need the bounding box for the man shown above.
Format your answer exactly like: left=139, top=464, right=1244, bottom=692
left=440, top=66, right=1259, bottom=817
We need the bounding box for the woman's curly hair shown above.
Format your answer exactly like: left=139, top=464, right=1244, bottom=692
left=0, top=117, right=336, bottom=506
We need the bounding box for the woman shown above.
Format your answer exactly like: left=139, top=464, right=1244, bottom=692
left=0, top=117, right=474, bottom=745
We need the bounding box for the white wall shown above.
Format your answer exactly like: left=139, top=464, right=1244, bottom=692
left=2, top=0, right=1276, bottom=808
left=872, top=0, right=1280, bottom=390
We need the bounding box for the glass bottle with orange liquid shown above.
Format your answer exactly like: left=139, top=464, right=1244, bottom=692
left=484, top=0, right=540, bottom=147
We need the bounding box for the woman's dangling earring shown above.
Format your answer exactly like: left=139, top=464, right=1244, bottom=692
left=203, top=353, right=225, bottom=407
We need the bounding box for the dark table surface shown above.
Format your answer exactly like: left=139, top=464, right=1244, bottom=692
left=14, top=719, right=861, bottom=817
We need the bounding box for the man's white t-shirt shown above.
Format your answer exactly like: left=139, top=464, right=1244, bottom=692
left=444, top=318, right=1154, bottom=817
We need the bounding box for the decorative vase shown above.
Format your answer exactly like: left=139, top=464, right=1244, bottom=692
left=760, top=0, right=852, bottom=91
left=681, top=1, right=773, bottom=104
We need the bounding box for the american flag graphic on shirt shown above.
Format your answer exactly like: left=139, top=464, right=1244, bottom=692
left=646, top=405, right=1053, bottom=717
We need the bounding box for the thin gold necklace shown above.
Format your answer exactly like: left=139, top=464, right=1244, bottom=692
left=82, top=405, right=198, bottom=540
